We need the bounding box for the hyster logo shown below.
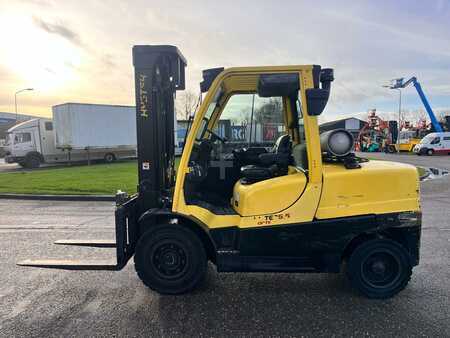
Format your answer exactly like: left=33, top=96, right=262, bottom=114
left=139, top=74, right=149, bottom=118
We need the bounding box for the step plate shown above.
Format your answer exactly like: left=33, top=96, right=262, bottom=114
left=16, top=259, right=119, bottom=271
left=54, top=239, right=116, bottom=248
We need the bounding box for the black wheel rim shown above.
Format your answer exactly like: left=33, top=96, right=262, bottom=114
left=361, top=251, right=401, bottom=289
left=151, top=240, right=188, bottom=280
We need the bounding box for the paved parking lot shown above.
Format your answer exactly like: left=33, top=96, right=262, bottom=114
left=0, top=158, right=18, bottom=172
left=356, top=152, right=450, bottom=171
left=0, top=154, right=449, bottom=337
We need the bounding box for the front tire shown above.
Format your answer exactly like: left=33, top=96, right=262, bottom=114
left=346, top=239, right=412, bottom=299
left=386, top=145, right=396, bottom=153
left=426, top=149, right=434, bottom=156
left=134, top=224, right=207, bottom=295
left=24, top=154, right=41, bottom=168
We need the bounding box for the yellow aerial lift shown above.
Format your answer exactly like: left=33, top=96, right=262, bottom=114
left=19, top=45, right=422, bottom=299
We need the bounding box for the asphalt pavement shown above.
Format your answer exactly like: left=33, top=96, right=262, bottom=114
left=0, top=154, right=449, bottom=337
left=0, top=158, right=20, bottom=172
left=356, top=151, right=450, bottom=171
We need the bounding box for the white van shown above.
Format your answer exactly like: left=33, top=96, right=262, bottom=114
left=413, top=132, right=450, bottom=156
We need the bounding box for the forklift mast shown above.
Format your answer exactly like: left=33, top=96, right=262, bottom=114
left=132, top=45, right=187, bottom=210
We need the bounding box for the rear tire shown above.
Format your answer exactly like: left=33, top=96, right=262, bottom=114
left=134, top=224, right=207, bottom=295
left=104, top=153, right=116, bottom=163
left=426, top=149, right=434, bottom=156
left=346, top=239, right=412, bottom=299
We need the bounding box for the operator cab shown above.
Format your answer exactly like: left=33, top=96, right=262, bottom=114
left=184, top=70, right=309, bottom=215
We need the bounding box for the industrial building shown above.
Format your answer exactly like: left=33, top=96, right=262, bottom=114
left=0, top=112, right=37, bottom=137
left=319, top=117, right=366, bottom=139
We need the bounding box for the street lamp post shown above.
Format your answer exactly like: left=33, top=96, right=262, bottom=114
left=394, top=88, right=401, bottom=145
left=15, top=88, right=34, bottom=122
left=383, top=83, right=402, bottom=145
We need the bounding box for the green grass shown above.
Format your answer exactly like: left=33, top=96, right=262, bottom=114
left=0, top=158, right=182, bottom=195
left=0, top=161, right=139, bottom=195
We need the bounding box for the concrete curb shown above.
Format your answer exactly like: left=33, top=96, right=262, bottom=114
left=0, top=193, right=115, bottom=201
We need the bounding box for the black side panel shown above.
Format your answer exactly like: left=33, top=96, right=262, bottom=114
left=211, top=215, right=379, bottom=272
left=240, top=215, right=378, bottom=271
left=242, top=215, right=377, bottom=256
left=211, top=212, right=421, bottom=273
left=217, top=253, right=315, bottom=273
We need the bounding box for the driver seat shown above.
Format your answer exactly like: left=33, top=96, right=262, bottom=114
left=240, top=134, right=292, bottom=184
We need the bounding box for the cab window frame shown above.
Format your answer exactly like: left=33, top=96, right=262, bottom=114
left=207, top=91, right=287, bottom=147
left=430, top=137, right=441, bottom=145
left=14, top=132, right=32, bottom=144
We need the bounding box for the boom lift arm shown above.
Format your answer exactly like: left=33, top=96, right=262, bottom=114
left=391, top=77, right=443, bottom=132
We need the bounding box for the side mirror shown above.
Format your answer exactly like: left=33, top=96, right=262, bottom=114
left=200, top=67, right=224, bottom=93
left=306, top=68, right=334, bottom=116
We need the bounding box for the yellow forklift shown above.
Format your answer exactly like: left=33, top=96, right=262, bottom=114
left=18, top=45, right=422, bottom=299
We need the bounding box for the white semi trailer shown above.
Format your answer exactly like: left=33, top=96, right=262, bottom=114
left=4, top=103, right=138, bottom=168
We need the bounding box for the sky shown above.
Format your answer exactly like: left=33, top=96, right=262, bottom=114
left=1, top=0, right=450, bottom=123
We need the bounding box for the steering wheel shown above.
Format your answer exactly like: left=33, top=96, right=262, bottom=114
left=207, top=129, right=227, bottom=144
left=186, top=161, right=206, bottom=183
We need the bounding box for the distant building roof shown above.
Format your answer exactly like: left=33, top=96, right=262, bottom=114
left=0, top=112, right=39, bottom=140
left=320, top=117, right=365, bottom=128
left=319, top=117, right=366, bottom=134
left=0, top=112, right=38, bottom=124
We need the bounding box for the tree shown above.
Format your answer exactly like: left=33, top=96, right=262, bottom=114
left=176, top=91, right=198, bottom=120
left=255, top=97, right=283, bottom=123
left=234, top=107, right=251, bottom=126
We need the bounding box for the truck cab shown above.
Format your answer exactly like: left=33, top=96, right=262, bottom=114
left=4, top=118, right=58, bottom=168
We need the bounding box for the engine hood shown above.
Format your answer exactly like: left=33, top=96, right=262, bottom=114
left=316, top=160, right=420, bottom=219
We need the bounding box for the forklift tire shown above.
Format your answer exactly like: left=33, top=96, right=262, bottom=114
left=24, top=154, right=41, bottom=169
left=134, top=224, right=207, bottom=295
left=346, top=239, right=412, bottom=299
